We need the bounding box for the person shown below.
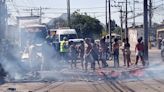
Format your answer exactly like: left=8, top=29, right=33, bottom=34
left=121, top=38, right=126, bottom=66
left=69, top=41, right=78, bottom=69
left=78, top=40, right=85, bottom=69
left=105, top=36, right=111, bottom=60
left=112, top=38, right=120, bottom=68
left=124, top=38, right=131, bottom=67
left=84, top=38, right=93, bottom=71
left=91, top=39, right=100, bottom=70
left=100, top=37, right=108, bottom=68
left=135, top=38, right=145, bottom=66
left=60, top=37, right=69, bottom=63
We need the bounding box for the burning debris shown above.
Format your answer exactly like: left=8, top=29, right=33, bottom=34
left=7, top=88, right=16, bottom=91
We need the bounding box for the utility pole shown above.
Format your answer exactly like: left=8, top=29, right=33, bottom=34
left=125, top=0, right=128, bottom=38
left=144, top=0, right=149, bottom=64
left=39, top=6, right=42, bottom=24
left=133, top=0, right=135, bottom=27
left=30, top=9, right=33, bottom=16
left=118, top=1, right=127, bottom=40
left=105, top=0, right=108, bottom=33
left=149, top=0, right=152, bottom=28
left=133, top=0, right=139, bottom=27
left=67, top=0, right=71, bottom=28
left=149, top=0, right=152, bottom=49
left=108, top=0, right=112, bottom=52
left=23, top=7, right=48, bottom=24
left=120, top=6, right=123, bottom=42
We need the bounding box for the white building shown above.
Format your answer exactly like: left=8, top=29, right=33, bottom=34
left=128, top=25, right=144, bottom=50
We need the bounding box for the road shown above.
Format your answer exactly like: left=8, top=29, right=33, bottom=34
left=1, top=48, right=164, bottom=92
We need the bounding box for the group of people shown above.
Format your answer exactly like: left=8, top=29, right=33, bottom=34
left=59, top=36, right=146, bottom=71
left=122, top=37, right=145, bottom=67
left=59, top=37, right=109, bottom=71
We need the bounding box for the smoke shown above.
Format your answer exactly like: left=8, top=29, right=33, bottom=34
left=0, top=41, right=25, bottom=80
left=2, top=25, right=164, bottom=83
left=1, top=26, right=78, bottom=82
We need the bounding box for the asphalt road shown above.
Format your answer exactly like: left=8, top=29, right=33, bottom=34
left=0, top=48, right=164, bottom=92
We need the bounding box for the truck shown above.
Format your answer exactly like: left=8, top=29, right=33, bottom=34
left=21, top=24, right=48, bottom=71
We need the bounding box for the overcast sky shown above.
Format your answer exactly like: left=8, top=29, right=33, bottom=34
left=7, top=0, right=164, bottom=26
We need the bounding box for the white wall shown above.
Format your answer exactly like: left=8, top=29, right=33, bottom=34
left=129, top=28, right=144, bottom=50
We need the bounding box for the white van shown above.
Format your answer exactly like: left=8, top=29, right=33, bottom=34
left=51, top=28, right=78, bottom=42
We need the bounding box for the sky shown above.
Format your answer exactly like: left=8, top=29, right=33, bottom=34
left=7, top=0, right=164, bottom=27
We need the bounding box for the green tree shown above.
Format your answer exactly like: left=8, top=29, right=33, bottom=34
left=113, top=27, right=121, bottom=35
left=47, top=11, right=118, bottom=39
left=47, top=18, right=67, bottom=29
left=70, top=11, right=103, bottom=39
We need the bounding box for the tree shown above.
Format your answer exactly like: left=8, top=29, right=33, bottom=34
left=47, top=18, right=67, bottom=29
left=70, top=11, right=103, bottom=39
left=47, top=11, right=118, bottom=39
left=113, top=27, right=121, bottom=35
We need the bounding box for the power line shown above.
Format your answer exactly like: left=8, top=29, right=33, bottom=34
left=10, top=4, right=106, bottom=10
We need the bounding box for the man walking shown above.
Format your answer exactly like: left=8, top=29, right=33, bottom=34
left=112, top=38, right=120, bottom=68
left=135, top=38, right=145, bottom=66
left=100, top=37, right=108, bottom=68
left=84, top=38, right=93, bottom=71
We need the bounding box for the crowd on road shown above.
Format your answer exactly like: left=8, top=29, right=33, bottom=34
left=58, top=36, right=146, bottom=71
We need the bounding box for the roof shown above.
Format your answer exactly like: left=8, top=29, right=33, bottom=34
left=56, top=29, right=77, bottom=34
left=23, top=24, right=46, bottom=28
left=157, top=24, right=164, bottom=29
left=128, top=25, right=143, bottom=29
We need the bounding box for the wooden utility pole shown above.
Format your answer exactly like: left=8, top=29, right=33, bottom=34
left=149, top=0, right=152, bottom=49
left=133, top=0, right=139, bottom=27
left=108, top=0, right=112, bottom=52
left=125, top=0, right=128, bottom=38
left=67, top=0, right=71, bottom=28
left=39, top=7, right=42, bottom=24
left=120, top=6, right=123, bottom=42
left=144, top=0, right=149, bottom=64
left=105, top=0, right=108, bottom=33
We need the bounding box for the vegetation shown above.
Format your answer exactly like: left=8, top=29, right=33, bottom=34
left=47, top=11, right=118, bottom=39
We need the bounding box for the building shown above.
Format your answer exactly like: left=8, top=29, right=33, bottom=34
left=129, top=25, right=144, bottom=50
left=156, top=24, right=164, bottom=49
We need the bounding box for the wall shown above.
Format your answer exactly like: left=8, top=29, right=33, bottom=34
left=129, top=28, right=144, bottom=50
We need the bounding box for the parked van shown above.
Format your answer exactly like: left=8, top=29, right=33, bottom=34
left=49, top=28, right=78, bottom=52
left=51, top=28, right=78, bottom=42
